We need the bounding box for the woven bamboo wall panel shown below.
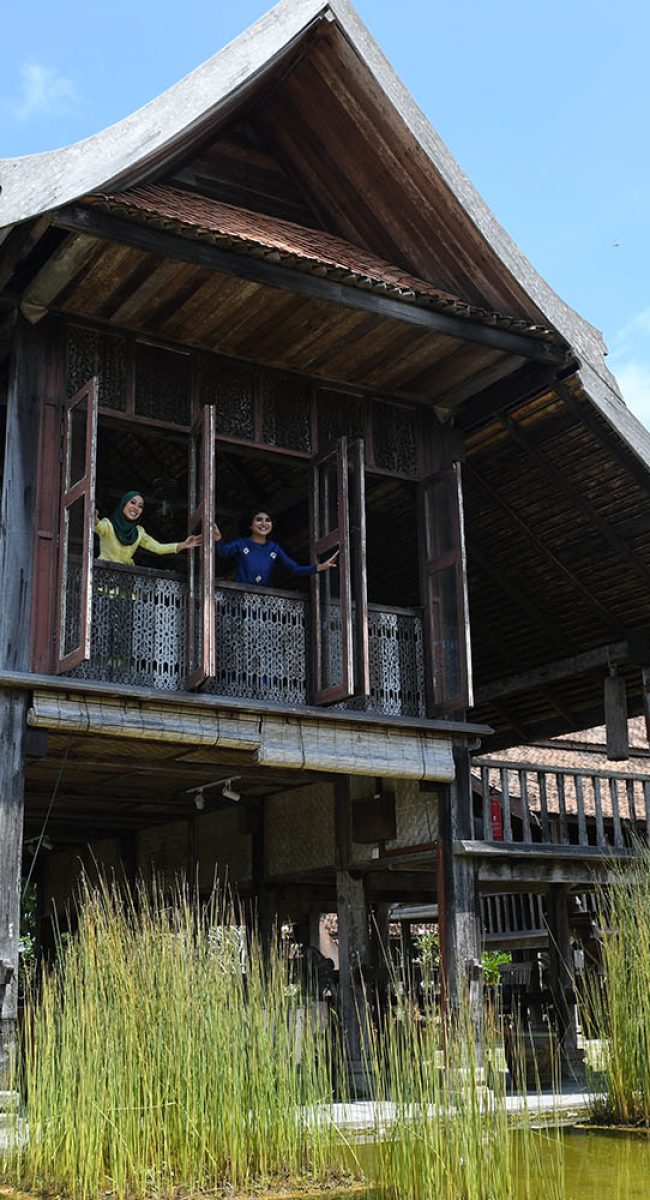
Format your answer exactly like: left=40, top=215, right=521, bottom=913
left=41, top=837, right=122, bottom=912
left=265, top=782, right=335, bottom=877
left=137, top=820, right=189, bottom=882
left=197, top=808, right=252, bottom=889
left=389, top=780, right=439, bottom=849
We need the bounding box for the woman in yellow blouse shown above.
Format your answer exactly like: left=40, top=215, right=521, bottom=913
left=94, top=490, right=202, bottom=562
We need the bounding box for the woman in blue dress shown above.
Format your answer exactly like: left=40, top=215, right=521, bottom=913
left=215, top=509, right=339, bottom=584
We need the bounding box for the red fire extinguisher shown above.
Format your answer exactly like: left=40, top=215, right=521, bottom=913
left=490, top=793, right=504, bottom=842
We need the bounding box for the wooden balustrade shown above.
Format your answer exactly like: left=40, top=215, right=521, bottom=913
left=473, top=757, right=650, bottom=851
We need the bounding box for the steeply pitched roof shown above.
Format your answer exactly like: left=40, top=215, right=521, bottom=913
left=1, top=0, right=646, bottom=475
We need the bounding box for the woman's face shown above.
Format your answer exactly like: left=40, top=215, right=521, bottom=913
left=123, top=494, right=145, bottom=521
left=250, top=511, right=272, bottom=539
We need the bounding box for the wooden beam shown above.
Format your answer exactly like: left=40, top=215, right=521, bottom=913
left=0, top=216, right=51, bottom=292
left=467, top=538, right=570, bottom=654
left=438, top=745, right=482, bottom=1020
left=501, top=412, right=650, bottom=591
left=465, top=462, right=625, bottom=637
left=475, top=641, right=628, bottom=705
left=21, top=232, right=103, bottom=310
left=52, top=204, right=570, bottom=365
left=0, top=691, right=27, bottom=1085
left=556, top=381, right=650, bottom=501
left=458, top=363, right=559, bottom=431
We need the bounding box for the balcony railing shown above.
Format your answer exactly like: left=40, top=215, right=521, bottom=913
left=68, top=563, right=426, bottom=718
left=474, top=757, right=650, bottom=850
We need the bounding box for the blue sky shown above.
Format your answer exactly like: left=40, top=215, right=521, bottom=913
left=1, top=0, right=649, bottom=424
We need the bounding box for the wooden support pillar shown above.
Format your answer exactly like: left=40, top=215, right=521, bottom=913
left=604, top=673, right=629, bottom=761
left=335, top=778, right=372, bottom=1095
left=372, top=901, right=392, bottom=998
left=0, top=318, right=43, bottom=1085
left=249, top=797, right=276, bottom=955
left=0, top=691, right=27, bottom=1085
left=437, top=744, right=482, bottom=1034
left=546, top=883, right=583, bottom=1081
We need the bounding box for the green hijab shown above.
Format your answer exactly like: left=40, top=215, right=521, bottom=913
left=110, top=490, right=143, bottom=546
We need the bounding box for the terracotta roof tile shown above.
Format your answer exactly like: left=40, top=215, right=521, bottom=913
left=475, top=717, right=650, bottom=819
left=86, top=184, right=558, bottom=342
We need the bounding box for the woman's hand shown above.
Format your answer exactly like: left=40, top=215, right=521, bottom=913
left=317, top=549, right=339, bottom=573
left=179, top=533, right=203, bottom=551
left=214, top=524, right=223, bottom=542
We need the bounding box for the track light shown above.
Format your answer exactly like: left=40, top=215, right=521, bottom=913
left=185, top=776, right=242, bottom=807
left=221, top=779, right=241, bottom=803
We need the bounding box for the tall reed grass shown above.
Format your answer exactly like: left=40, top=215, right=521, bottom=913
left=1, top=875, right=566, bottom=1200
left=585, top=844, right=650, bottom=1125
left=3, top=876, right=346, bottom=1199
left=364, top=995, right=564, bottom=1200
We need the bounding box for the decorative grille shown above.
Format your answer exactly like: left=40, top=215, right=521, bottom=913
left=204, top=586, right=308, bottom=705
left=317, top=390, right=365, bottom=450
left=199, top=355, right=255, bottom=441
left=367, top=607, right=426, bottom=716
left=372, top=399, right=418, bottom=477
left=135, top=343, right=191, bottom=425
left=67, top=324, right=127, bottom=411
left=69, top=564, right=186, bottom=691
left=260, top=372, right=312, bottom=453
left=66, top=568, right=425, bottom=715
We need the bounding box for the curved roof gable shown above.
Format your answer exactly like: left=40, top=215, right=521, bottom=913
left=0, top=0, right=645, bottom=467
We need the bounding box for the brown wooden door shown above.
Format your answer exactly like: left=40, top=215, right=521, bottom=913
left=310, top=436, right=369, bottom=705
left=418, top=463, right=473, bottom=715
left=55, top=377, right=99, bottom=674
left=187, top=404, right=217, bottom=690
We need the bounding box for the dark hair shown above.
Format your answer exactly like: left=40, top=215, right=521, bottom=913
left=244, top=506, right=274, bottom=531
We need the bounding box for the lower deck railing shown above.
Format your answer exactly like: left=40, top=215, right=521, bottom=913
left=68, top=563, right=426, bottom=717
left=474, top=756, right=650, bottom=850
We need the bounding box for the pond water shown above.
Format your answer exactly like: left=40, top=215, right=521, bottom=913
left=331, top=1128, right=650, bottom=1199
left=560, top=1128, right=650, bottom=1199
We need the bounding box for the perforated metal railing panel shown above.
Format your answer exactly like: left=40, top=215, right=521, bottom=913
left=68, top=565, right=425, bottom=715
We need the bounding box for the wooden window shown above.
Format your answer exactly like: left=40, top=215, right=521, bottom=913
left=187, top=404, right=217, bottom=689
left=55, top=377, right=98, bottom=673
left=418, top=463, right=472, bottom=715
left=310, top=436, right=369, bottom=704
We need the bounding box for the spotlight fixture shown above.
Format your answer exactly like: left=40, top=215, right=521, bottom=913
left=221, top=779, right=241, bottom=803
left=185, top=776, right=242, bottom=807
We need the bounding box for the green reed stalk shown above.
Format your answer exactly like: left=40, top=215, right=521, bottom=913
left=363, top=990, right=564, bottom=1200
left=3, top=876, right=344, bottom=1199
left=584, top=845, right=650, bottom=1125
left=1, top=875, right=567, bottom=1200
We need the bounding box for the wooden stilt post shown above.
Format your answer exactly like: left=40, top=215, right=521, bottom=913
left=546, top=884, right=583, bottom=1082
left=604, top=673, right=629, bottom=761
left=437, top=743, right=482, bottom=1040
left=335, top=778, right=372, bottom=1096
left=0, top=318, right=43, bottom=1084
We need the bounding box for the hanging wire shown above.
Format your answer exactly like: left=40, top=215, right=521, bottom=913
left=22, top=739, right=72, bottom=899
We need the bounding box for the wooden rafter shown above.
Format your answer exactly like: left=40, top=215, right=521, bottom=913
left=52, top=204, right=569, bottom=365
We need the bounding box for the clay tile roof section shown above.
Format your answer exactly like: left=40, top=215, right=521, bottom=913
left=86, top=183, right=559, bottom=342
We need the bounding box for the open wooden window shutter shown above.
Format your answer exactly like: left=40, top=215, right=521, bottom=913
left=418, top=461, right=473, bottom=715
left=55, top=377, right=98, bottom=674
left=187, top=404, right=217, bottom=689
left=310, top=436, right=369, bottom=705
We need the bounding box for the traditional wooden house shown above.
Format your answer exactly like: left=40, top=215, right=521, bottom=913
left=2, top=0, right=650, bottom=1084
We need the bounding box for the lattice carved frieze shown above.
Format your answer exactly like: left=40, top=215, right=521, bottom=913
left=67, top=324, right=127, bottom=411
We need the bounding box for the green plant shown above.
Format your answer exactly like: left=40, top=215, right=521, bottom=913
left=584, top=843, right=650, bottom=1125
left=481, top=949, right=512, bottom=988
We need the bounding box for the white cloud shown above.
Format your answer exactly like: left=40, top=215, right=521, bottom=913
left=613, top=360, right=650, bottom=427
left=13, top=61, right=76, bottom=120
left=608, top=308, right=650, bottom=429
